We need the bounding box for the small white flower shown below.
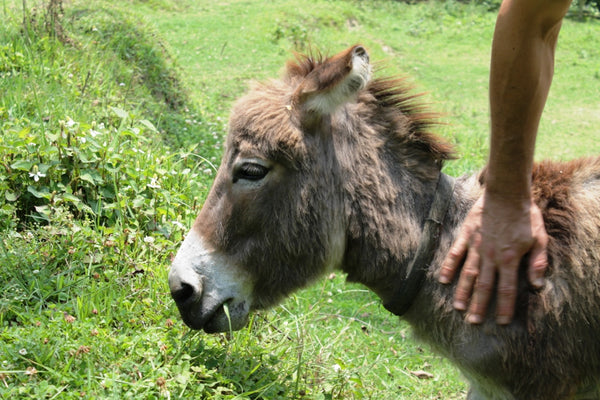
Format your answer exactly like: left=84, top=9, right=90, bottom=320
left=90, top=129, right=101, bottom=137
left=332, top=363, right=341, bottom=373
left=172, top=220, right=186, bottom=230
left=29, top=171, right=46, bottom=182
left=65, top=118, right=76, bottom=128
left=143, top=236, right=155, bottom=244
left=119, top=82, right=125, bottom=87
left=147, top=177, right=161, bottom=189
left=18, top=348, right=27, bottom=356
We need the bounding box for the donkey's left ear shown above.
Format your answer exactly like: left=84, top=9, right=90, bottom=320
left=292, top=45, right=371, bottom=116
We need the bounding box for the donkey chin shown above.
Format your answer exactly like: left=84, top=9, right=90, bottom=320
left=168, top=229, right=253, bottom=333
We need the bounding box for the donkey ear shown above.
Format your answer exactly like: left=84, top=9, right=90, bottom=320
left=292, top=45, right=371, bottom=116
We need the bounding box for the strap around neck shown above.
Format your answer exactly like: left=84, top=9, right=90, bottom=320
left=383, top=173, right=455, bottom=316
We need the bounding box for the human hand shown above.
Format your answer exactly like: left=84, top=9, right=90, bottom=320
left=438, top=192, right=548, bottom=324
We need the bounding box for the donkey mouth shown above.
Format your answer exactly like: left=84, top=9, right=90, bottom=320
left=201, top=300, right=232, bottom=333
left=178, top=298, right=249, bottom=333
left=175, top=297, right=227, bottom=331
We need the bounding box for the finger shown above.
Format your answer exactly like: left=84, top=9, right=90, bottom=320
left=528, top=236, right=548, bottom=289
left=466, top=256, right=496, bottom=324
left=439, top=233, right=470, bottom=284
left=453, top=246, right=480, bottom=311
left=493, top=252, right=519, bottom=325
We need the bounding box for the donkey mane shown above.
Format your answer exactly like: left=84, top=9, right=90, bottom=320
left=285, top=50, right=456, bottom=164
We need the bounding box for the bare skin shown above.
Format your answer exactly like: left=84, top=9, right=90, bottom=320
left=439, top=0, right=572, bottom=324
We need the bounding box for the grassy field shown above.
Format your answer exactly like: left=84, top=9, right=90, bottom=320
left=0, top=0, right=599, bottom=399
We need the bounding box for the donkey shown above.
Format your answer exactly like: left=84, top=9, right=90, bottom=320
left=169, top=45, right=600, bottom=399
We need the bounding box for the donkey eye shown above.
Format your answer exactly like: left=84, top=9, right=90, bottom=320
left=233, top=162, right=269, bottom=182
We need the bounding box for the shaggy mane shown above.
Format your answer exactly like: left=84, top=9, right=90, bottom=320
left=368, top=76, right=456, bottom=162
left=285, top=50, right=456, bottom=163
left=285, top=49, right=325, bottom=78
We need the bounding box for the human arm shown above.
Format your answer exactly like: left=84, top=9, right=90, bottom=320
left=438, top=0, right=572, bottom=324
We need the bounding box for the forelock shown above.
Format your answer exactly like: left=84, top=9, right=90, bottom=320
left=228, top=80, right=306, bottom=163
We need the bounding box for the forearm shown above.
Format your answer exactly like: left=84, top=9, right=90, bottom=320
left=487, top=0, right=572, bottom=199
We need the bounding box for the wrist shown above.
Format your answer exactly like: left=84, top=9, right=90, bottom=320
left=484, top=160, right=533, bottom=202
left=483, top=185, right=533, bottom=210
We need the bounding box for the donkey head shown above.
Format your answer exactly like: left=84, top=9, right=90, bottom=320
left=169, top=46, right=372, bottom=332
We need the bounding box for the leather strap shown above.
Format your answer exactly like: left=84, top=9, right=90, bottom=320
left=383, top=173, right=455, bottom=316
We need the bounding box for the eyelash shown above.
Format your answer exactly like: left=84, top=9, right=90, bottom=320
left=233, top=162, right=269, bottom=182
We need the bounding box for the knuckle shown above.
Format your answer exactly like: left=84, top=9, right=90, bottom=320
left=530, top=257, right=548, bottom=272
left=496, top=284, right=516, bottom=299
left=462, top=267, right=479, bottom=280
left=454, top=287, right=467, bottom=298
left=470, top=233, right=483, bottom=249
left=499, top=248, right=518, bottom=265
left=474, top=280, right=494, bottom=294
left=440, top=266, right=455, bottom=279
left=447, top=248, right=464, bottom=263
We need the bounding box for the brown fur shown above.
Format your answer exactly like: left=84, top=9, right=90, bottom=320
left=181, top=46, right=600, bottom=399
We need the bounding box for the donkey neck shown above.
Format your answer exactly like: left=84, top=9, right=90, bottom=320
left=382, top=172, right=455, bottom=316
left=339, top=154, right=454, bottom=304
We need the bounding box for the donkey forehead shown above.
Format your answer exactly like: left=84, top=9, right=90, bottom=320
left=227, top=87, right=308, bottom=158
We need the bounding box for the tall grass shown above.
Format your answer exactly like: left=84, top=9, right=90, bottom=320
left=1, top=0, right=598, bottom=399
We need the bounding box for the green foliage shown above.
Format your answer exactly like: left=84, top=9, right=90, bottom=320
left=0, top=0, right=220, bottom=231
left=578, top=0, right=600, bottom=14
left=0, top=110, right=209, bottom=231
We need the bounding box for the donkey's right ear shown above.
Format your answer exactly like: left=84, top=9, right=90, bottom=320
left=292, top=45, right=371, bottom=117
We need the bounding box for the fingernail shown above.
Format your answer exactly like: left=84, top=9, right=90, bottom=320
left=453, top=300, right=467, bottom=311
left=496, top=315, right=511, bottom=325
left=467, top=314, right=483, bottom=324
left=439, top=276, right=450, bottom=284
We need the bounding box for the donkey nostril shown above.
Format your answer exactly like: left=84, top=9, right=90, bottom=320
left=171, top=282, right=195, bottom=304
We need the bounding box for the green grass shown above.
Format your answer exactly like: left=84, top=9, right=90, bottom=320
left=0, top=0, right=598, bottom=399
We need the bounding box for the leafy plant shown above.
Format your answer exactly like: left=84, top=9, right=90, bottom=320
left=0, top=110, right=210, bottom=232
